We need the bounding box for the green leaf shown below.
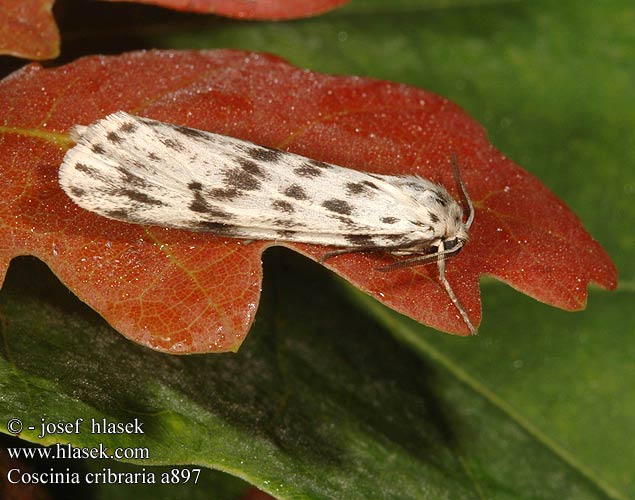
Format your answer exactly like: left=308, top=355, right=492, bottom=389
left=1, top=0, right=631, bottom=498
left=0, top=253, right=625, bottom=499
left=346, top=279, right=633, bottom=500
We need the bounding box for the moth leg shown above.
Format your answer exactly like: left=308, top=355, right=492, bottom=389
left=436, top=247, right=477, bottom=335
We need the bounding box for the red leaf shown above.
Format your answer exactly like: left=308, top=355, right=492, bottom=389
left=0, top=50, right=617, bottom=353
left=102, top=0, right=350, bottom=19
left=0, top=0, right=347, bottom=61
left=0, top=0, right=59, bottom=60
left=241, top=487, right=277, bottom=500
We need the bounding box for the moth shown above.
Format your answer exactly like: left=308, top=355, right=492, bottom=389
left=59, top=112, right=476, bottom=334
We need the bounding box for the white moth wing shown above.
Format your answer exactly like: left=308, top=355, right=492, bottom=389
left=59, top=112, right=456, bottom=250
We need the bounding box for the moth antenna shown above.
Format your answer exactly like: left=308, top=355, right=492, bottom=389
left=451, top=153, right=474, bottom=230
left=436, top=248, right=477, bottom=335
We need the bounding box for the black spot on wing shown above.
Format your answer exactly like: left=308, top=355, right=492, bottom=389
left=294, top=162, right=322, bottom=178
left=70, top=187, right=86, bottom=198
left=188, top=182, right=234, bottom=219
left=173, top=124, right=210, bottom=140
left=107, top=131, right=122, bottom=144
left=116, top=166, right=150, bottom=189
left=309, top=159, right=332, bottom=169
left=210, top=187, right=242, bottom=201
left=428, top=212, right=440, bottom=224
left=346, top=182, right=376, bottom=196
left=189, top=196, right=210, bottom=214
left=283, top=184, right=308, bottom=200
left=74, top=163, right=96, bottom=177
left=137, top=116, right=157, bottom=126
left=272, top=219, right=297, bottom=228
left=105, top=209, right=129, bottom=219
left=322, top=198, right=353, bottom=215
left=345, top=234, right=375, bottom=246
left=381, top=216, right=399, bottom=224
left=237, top=158, right=267, bottom=178
left=131, top=159, right=149, bottom=170
left=73, top=163, right=112, bottom=184
left=160, top=137, right=185, bottom=152
left=119, top=122, right=137, bottom=133
left=248, top=146, right=283, bottom=163
left=276, top=229, right=298, bottom=239
left=206, top=207, right=233, bottom=219
left=91, top=143, right=106, bottom=154
left=346, top=182, right=365, bottom=195
left=148, top=152, right=161, bottom=162
left=224, top=167, right=261, bottom=191
left=272, top=200, right=295, bottom=213
left=197, top=221, right=238, bottom=236
left=112, top=188, right=165, bottom=206
left=336, top=215, right=357, bottom=228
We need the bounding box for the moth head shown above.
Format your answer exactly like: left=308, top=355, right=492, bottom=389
left=443, top=200, right=469, bottom=252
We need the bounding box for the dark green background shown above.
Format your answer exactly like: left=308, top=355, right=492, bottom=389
left=1, top=1, right=632, bottom=498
